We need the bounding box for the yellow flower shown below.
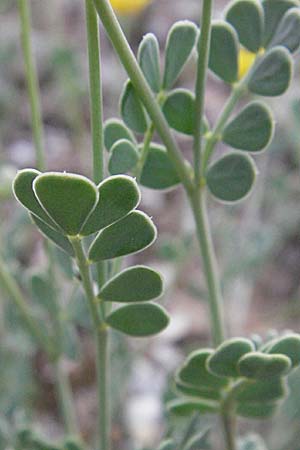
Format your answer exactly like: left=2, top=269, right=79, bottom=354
left=110, top=0, right=151, bottom=15
left=238, top=47, right=256, bottom=79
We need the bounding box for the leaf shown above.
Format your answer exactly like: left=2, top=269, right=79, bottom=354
left=269, top=8, right=300, bottom=53
left=248, top=46, right=293, bottom=96
left=163, top=20, right=198, bottom=89
left=226, top=0, right=264, bottom=53
left=81, top=175, right=140, bottom=236
left=33, top=172, right=98, bottom=236
left=237, top=401, right=278, bottom=419
left=167, top=398, right=218, bottom=416
left=262, top=0, right=299, bottom=47
left=31, top=215, right=75, bottom=257
left=175, top=379, right=221, bottom=401
left=234, top=378, right=288, bottom=403
left=177, top=349, right=229, bottom=390
left=206, top=153, right=256, bottom=203
left=183, top=429, right=210, bottom=450
left=108, top=139, right=139, bottom=175
left=238, top=352, right=292, bottom=380
left=209, top=21, right=239, bottom=83
left=138, top=33, right=161, bottom=92
left=163, top=89, right=195, bottom=135
left=88, top=211, right=157, bottom=262
left=140, top=144, right=181, bottom=190
left=121, top=80, right=148, bottom=133
left=106, top=302, right=169, bottom=336
left=13, top=169, right=59, bottom=230
left=157, top=440, right=176, bottom=450
left=99, top=265, right=163, bottom=303
left=267, top=334, right=300, bottom=367
left=207, top=338, right=255, bottom=378
left=222, top=101, right=274, bottom=152
left=104, top=118, right=135, bottom=151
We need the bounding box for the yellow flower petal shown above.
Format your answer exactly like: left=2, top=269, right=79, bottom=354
left=110, top=0, right=151, bottom=15
left=238, top=47, right=256, bottom=79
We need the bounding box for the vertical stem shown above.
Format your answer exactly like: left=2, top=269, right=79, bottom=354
left=193, top=0, right=213, bottom=185
left=18, top=0, right=45, bottom=171
left=92, top=0, right=194, bottom=193
left=85, top=7, right=110, bottom=448
left=96, top=328, right=110, bottom=450
left=135, top=123, right=155, bottom=181
left=54, top=358, right=78, bottom=436
left=189, top=188, right=225, bottom=346
left=85, top=0, right=104, bottom=185
left=222, top=412, right=237, bottom=450
left=70, top=238, right=109, bottom=450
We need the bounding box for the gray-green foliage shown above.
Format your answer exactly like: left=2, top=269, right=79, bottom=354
left=169, top=334, right=300, bottom=419
left=13, top=170, right=168, bottom=338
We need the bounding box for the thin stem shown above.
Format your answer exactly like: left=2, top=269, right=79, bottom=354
left=70, top=238, right=109, bottom=450
left=96, top=328, right=110, bottom=450
left=193, top=0, right=213, bottom=185
left=18, top=0, right=46, bottom=171
left=85, top=0, right=107, bottom=300
left=135, top=123, right=155, bottom=181
left=201, top=83, right=246, bottom=173
left=220, top=380, right=246, bottom=450
left=70, top=238, right=102, bottom=328
left=92, top=0, right=193, bottom=193
left=85, top=0, right=104, bottom=185
left=188, top=188, right=225, bottom=346
left=0, top=254, right=53, bottom=356
left=54, top=358, right=78, bottom=436
left=221, top=412, right=237, bottom=450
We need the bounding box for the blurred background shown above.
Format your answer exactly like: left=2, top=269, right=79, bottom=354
left=0, top=0, right=300, bottom=449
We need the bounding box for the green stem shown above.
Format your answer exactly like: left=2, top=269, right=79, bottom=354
left=54, top=357, right=78, bottom=436
left=0, top=255, right=53, bottom=356
left=135, top=123, right=155, bottom=181
left=85, top=0, right=104, bottom=185
left=201, top=81, right=248, bottom=174
left=96, top=328, right=110, bottom=450
left=18, top=0, right=45, bottom=171
left=188, top=188, right=225, bottom=346
left=70, top=238, right=109, bottom=450
left=92, top=0, right=193, bottom=194
left=193, top=0, right=213, bottom=185
left=221, top=412, right=237, bottom=450
left=220, top=380, right=246, bottom=450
